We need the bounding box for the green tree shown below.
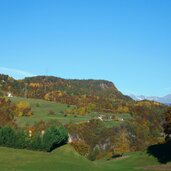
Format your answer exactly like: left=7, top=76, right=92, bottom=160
left=15, top=129, right=27, bottom=149
left=0, top=127, right=16, bottom=147
left=31, top=133, right=43, bottom=150
left=43, top=125, right=68, bottom=152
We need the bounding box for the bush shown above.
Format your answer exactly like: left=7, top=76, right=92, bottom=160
left=36, top=103, right=40, bottom=107
left=47, top=110, right=55, bottom=116
left=87, top=147, right=100, bottom=161
left=71, top=140, right=89, bottom=156
left=64, top=114, right=67, bottom=117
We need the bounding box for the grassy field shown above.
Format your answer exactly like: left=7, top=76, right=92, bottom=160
left=9, top=97, right=131, bottom=127
left=10, top=97, right=91, bottom=126
left=0, top=144, right=169, bottom=171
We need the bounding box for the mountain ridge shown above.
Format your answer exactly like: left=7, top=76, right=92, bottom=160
left=0, top=74, right=132, bottom=113
left=129, top=94, right=171, bottom=104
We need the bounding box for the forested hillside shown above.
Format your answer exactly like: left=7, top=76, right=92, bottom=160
left=0, top=73, right=170, bottom=162
left=0, top=74, right=132, bottom=114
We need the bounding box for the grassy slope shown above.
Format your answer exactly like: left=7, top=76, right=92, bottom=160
left=0, top=145, right=165, bottom=171
left=10, top=97, right=131, bottom=127
left=10, top=97, right=91, bottom=126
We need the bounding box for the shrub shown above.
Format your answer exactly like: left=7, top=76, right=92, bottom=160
left=71, top=140, right=89, bottom=156
left=87, top=147, right=100, bottom=161
left=36, top=103, right=40, bottom=107
left=47, top=110, right=55, bottom=116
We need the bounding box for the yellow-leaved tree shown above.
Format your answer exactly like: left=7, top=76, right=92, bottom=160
left=114, top=129, right=130, bottom=155
left=15, top=101, right=32, bottom=117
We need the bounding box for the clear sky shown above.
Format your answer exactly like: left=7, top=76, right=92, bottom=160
left=0, top=0, right=171, bottom=96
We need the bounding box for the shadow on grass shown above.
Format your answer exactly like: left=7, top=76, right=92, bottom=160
left=112, top=154, right=123, bottom=158
left=147, top=142, right=171, bottom=164
left=48, top=142, right=67, bottom=152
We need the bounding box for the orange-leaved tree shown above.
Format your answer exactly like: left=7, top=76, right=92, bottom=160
left=163, top=107, right=171, bottom=142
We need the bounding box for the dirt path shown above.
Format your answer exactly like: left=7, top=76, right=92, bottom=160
left=107, top=155, right=129, bottom=161
left=142, top=164, right=171, bottom=171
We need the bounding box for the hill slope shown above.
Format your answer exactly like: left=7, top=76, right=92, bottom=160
left=0, top=74, right=132, bottom=113
left=9, top=96, right=132, bottom=127
left=0, top=145, right=169, bottom=171
left=0, top=74, right=130, bottom=99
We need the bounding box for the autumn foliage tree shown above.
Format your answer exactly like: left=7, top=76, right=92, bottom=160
left=71, top=140, right=90, bottom=156
left=15, top=101, right=33, bottom=116
left=114, top=128, right=130, bottom=155
left=163, top=107, right=171, bottom=143
left=0, top=98, right=16, bottom=127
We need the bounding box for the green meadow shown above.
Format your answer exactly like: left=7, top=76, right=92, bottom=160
left=9, top=96, right=130, bottom=127
left=10, top=97, right=90, bottom=126
left=0, top=144, right=168, bottom=171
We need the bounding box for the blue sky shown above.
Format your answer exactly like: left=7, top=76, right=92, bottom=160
left=0, top=0, right=171, bottom=96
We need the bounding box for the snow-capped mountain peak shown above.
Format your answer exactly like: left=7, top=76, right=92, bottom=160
left=129, top=94, right=171, bottom=105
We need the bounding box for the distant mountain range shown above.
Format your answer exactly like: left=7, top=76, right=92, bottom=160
left=129, top=94, right=171, bottom=105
